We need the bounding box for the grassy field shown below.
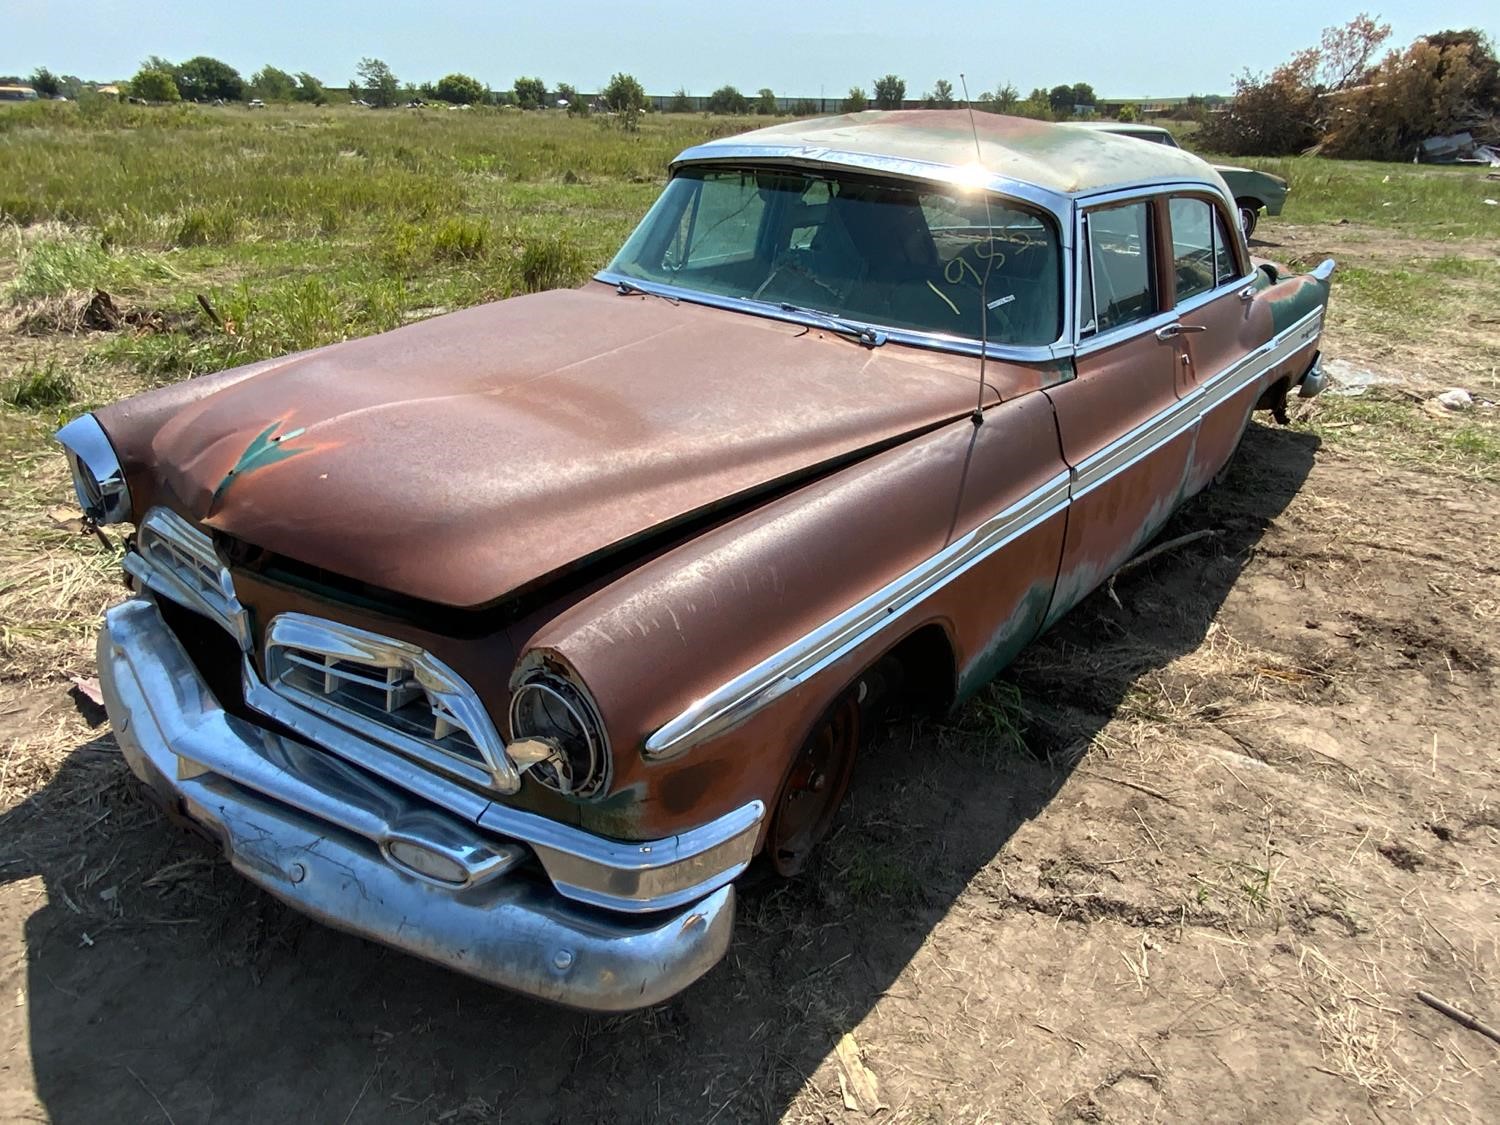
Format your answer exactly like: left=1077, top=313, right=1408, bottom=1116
left=2, top=101, right=1500, bottom=1123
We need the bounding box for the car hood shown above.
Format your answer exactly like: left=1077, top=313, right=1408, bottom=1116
left=145, top=285, right=990, bottom=607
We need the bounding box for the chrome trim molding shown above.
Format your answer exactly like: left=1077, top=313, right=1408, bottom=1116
left=263, top=612, right=520, bottom=794
left=127, top=507, right=252, bottom=649
left=647, top=301, right=1327, bottom=760
left=1071, top=305, right=1325, bottom=500
left=99, top=601, right=733, bottom=1010
left=55, top=413, right=132, bottom=525
left=596, top=270, right=1068, bottom=363
left=645, top=470, right=1072, bottom=759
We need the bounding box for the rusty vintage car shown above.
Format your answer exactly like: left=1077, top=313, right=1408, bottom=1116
left=58, top=111, right=1333, bottom=1010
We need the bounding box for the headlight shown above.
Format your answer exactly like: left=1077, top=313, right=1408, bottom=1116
left=55, top=413, right=132, bottom=525
left=509, top=669, right=610, bottom=799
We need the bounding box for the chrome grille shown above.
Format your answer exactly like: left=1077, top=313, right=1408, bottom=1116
left=126, top=507, right=251, bottom=648
left=263, top=614, right=517, bottom=792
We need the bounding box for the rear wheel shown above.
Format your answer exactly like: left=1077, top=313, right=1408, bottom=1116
left=1237, top=199, right=1260, bottom=239
left=767, top=688, right=861, bottom=876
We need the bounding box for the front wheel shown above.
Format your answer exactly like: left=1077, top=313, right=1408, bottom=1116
left=1237, top=200, right=1260, bottom=239
left=767, top=688, right=861, bottom=876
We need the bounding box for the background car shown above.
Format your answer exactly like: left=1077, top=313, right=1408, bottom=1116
left=1065, top=120, right=1290, bottom=236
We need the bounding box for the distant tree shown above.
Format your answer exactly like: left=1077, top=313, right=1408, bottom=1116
left=293, top=73, right=325, bottom=103
left=669, top=86, right=691, bottom=113
left=129, top=66, right=181, bottom=103
left=356, top=57, right=400, bottom=107
left=251, top=65, right=297, bottom=101
left=924, top=78, right=955, bottom=108
left=1323, top=36, right=1486, bottom=159
left=841, top=86, right=868, bottom=113
left=1048, top=84, right=1074, bottom=113
left=1117, top=102, right=1140, bottom=122
left=28, top=67, right=60, bottom=97
left=1071, top=82, right=1096, bottom=107
left=1014, top=88, right=1053, bottom=120
left=602, top=72, right=646, bottom=113
left=706, top=84, right=750, bottom=114
left=872, top=74, right=905, bottom=109
left=514, top=75, right=547, bottom=109
left=791, top=98, right=819, bottom=116
left=417, top=81, right=437, bottom=100
left=175, top=56, right=244, bottom=101
left=990, top=82, right=1019, bottom=112
left=1424, top=28, right=1500, bottom=110
left=435, top=72, right=484, bottom=104
left=755, top=87, right=778, bottom=115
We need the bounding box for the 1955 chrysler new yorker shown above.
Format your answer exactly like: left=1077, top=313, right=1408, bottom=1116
left=58, top=111, right=1333, bottom=1010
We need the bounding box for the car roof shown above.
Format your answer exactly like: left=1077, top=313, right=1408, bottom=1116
left=672, top=110, right=1216, bottom=199
left=1066, top=121, right=1174, bottom=136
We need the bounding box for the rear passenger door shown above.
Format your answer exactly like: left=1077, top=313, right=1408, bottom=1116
left=1043, top=195, right=1195, bottom=625
left=1163, top=194, right=1269, bottom=495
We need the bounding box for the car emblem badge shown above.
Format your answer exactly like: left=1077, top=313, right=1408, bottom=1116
left=210, top=420, right=309, bottom=512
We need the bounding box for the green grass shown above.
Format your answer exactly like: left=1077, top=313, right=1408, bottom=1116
left=3, top=356, right=76, bottom=410
left=1305, top=393, right=1500, bottom=482
left=1186, top=150, right=1500, bottom=240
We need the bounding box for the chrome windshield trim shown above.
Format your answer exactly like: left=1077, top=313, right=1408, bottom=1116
left=670, top=143, right=1071, bottom=213
left=645, top=470, right=1072, bottom=759
left=594, top=271, right=1069, bottom=363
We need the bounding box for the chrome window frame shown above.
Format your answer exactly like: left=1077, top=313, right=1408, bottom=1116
left=1072, top=181, right=1258, bottom=357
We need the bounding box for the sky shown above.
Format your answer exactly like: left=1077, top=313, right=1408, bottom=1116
left=4, top=0, right=1498, bottom=98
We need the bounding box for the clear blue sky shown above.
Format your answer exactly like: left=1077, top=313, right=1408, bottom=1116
left=4, top=1, right=1497, bottom=97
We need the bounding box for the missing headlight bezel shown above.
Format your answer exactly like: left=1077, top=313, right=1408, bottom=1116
left=508, top=668, right=611, bottom=799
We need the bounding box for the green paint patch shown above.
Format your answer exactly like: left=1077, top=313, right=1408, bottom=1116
left=210, top=420, right=311, bottom=508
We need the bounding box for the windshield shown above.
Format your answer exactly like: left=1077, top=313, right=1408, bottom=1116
left=607, top=167, right=1062, bottom=348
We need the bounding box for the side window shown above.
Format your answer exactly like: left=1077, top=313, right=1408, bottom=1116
left=1168, top=197, right=1216, bottom=301
left=1211, top=206, right=1239, bottom=284
left=1168, top=196, right=1244, bottom=304
left=1080, top=201, right=1155, bottom=336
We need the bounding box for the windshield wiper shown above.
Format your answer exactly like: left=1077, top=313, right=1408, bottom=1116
left=774, top=302, right=887, bottom=348
left=615, top=279, right=679, bottom=305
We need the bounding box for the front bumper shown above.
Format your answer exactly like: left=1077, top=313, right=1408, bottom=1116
left=99, top=596, right=738, bottom=1011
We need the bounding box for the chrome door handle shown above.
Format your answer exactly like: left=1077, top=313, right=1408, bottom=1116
left=1156, top=323, right=1208, bottom=340
left=1238, top=285, right=1257, bottom=301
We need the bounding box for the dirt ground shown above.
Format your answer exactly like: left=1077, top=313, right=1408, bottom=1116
left=2, top=231, right=1498, bottom=1122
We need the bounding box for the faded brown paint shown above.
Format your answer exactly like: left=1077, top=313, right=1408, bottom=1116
left=101, top=285, right=1006, bottom=609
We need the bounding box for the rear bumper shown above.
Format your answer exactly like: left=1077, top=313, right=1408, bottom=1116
left=98, top=597, right=736, bottom=1011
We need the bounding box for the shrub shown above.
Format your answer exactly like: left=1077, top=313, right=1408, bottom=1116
left=3, top=356, right=76, bottom=409
left=517, top=235, right=587, bottom=293
left=129, top=67, right=180, bottom=103
left=602, top=73, right=646, bottom=114
left=435, top=73, right=484, bottom=106
left=706, top=85, right=749, bottom=115
left=1322, top=39, right=1483, bottom=160
left=872, top=75, right=905, bottom=110
left=841, top=87, right=868, bottom=113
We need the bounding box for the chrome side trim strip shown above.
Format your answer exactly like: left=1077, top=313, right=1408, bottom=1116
left=1070, top=305, right=1324, bottom=500
left=645, top=470, right=1072, bottom=759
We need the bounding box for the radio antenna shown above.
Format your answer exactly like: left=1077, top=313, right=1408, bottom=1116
left=960, top=73, right=994, bottom=428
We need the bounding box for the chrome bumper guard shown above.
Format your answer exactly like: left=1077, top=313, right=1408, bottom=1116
left=99, top=597, right=741, bottom=1010
left=1298, top=352, right=1327, bottom=399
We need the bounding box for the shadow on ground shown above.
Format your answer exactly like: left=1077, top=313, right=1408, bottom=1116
left=1, top=422, right=1319, bottom=1123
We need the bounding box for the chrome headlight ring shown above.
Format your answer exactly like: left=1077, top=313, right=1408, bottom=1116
left=56, top=414, right=132, bottom=525
left=509, top=669, right=612, bottom=799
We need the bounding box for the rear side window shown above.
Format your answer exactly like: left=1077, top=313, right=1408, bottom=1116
left=1080, top=202, right=1155, bottom=336
left=1168, top=197, right=1242, bottom=302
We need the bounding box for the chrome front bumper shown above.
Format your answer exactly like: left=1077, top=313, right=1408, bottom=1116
left=98, top=596, right=740, bottom=1011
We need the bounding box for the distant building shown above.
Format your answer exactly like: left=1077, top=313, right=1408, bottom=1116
left=0, top=85, right=40, bottom=102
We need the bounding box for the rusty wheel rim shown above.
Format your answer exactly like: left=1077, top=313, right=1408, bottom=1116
left=769, top=692, right=860, bottom=876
